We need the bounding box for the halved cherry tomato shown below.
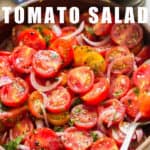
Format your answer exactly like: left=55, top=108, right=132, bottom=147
left=11, top=45, right=36, bottom=74
left=111, top=23, right=143, bottom=49
left=81, top=77, right=109, bottom=105
left=47, top=111, right=70, bottom=126
left=109, top=75, right=130, bottom=99
left=0, top=51, right=11, bottom=57
left=91, top=137, right=118, bottom=150
left=18, top=28, right=46, bottom=50
left=50, top=38, right=74, bottom=67
left=11, top=117, right=34, bottom=139
left=121, top=88, right=140, bottom=118
left=105, top=46, right=130, bottom=64
left=133, top=64, right=150, bottom=90
left=28, top=91, right=44, bottom=119
left=71, top=104, right=97, bottom=129
left=32, top=50, right=62, bottom=78
left=46, top=86, right=71, bottom=113
left=61, top=127, right=93, bottom=150
left=0, top=78, right=29, bottom=107
left=24, top=128, right=62, bottom=150
left=98, top=99, right=125, bottom=127
left=138, top=90, right=150, bottom=118
left=93, top=13, right=113, bottom=36
left=0, top=105, right=28, bottom=127
left=67, top=66, right=94, bottom=94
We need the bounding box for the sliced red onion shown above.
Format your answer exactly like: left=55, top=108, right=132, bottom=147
left=119, top=122, right=131, bottom=135
left=35, top=119, right=44, bottom=128
left=0, top=76, right=12, bottom=87
left=144, top=59, right=150, bottom=64
left=30, top=71, right=62, bottom=92
left=107, top=54, right=134, bottom=81
left=62, top=21, right=85, bottom=39
left=9, top=129, right=13, bottom=141
left=136, top=128, right=144, bottom=143
left=120, top=122, right=138, bottom=150
left=17, top=145, right=30, bottom=150
left=1, top=132, right=7, bottom=145
left=76, top=35, right=84, bottom=45
left=81, top=34, right=110, bottom=47
left=0, top=146, right=5, bottom=150
left=51, top=24, right=62, bottom=37
left=56, top=132, right=65, bottom=137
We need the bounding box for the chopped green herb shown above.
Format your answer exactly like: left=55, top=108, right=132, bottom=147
left=133, top=88, right=140, bottom=96
left=85, top=26, right=94, bottom=35
left=113, top=89, right=123, bottom=97
left=4, top=136, right=23, bottom=150
left=44, top=35, right=51, bottom=47
left=71, top=98, right=82, bottom=107
left=90, top=132, right=99, bottom=142
left=36, top=26, right=43, bottom=35
left=68, top=119, right=75, bottom=126
left=53, top=126, right=64, bottom=132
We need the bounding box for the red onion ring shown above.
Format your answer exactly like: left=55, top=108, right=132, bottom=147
left=30, top=71, right=62, bottom=92
left=81, top=34, right=110, bottom=47
left=51, top=24, right=62, bottom=36
left=0, top=76, right=12, bottom=87
left=61, top=21, right=85, bottom=39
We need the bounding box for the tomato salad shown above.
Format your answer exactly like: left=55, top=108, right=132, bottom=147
left=0, top=11, right=149, bottom=150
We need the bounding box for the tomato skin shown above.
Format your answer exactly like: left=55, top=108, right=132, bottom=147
left=50, top=38, right=74, bottom=67
left=47, top=111, right=70, bottom=126
left=67, top=66, right=94, bottom=94
left=24, top=128, right=63, bottom=150
left=28, top=91, right=44, bottom=119
left=11, top=45, right=36, bottom=74
left=46, top=86, right=71, bottom=113
left=71, top=104, right=98, bottom=130
left=138, top=90, right=150, bottom=118
left=121, top=88, right=140, bottom=118
left=98, top=99, right=125, bottom=127
left=61, top=127, right=93, bottom=150
left=109, top=75, right=130, bottom=99
left=61, top=26, right=76, bottom=36
left=32, top=50, right=62, bottom=78
left=91, top=137, right=118, bottom=150
left=0, top=78, right=29, bottom=107
left=82, top=77, right=109, bottom=105
left=11, top=118, right=34, bottom=139
left=133, top=64, right=150, bottom=90
left=18, top=28, right=46, bottom=50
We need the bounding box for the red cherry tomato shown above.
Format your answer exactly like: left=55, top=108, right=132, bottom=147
left=98, top=99, right=125, bottom=127
left=28, top=91, right=44, bottom=119
left=105, top=46, right=130, bottom=64
left=50, top=38, right=74, bottom=67
left=11, top=117, right=34, bottom=139
left=32, top=50, right=62, bottom=78
left=133, top=64, right=150, bottom=90
left=46, top=86, right=71, bottom=113
left=67, top=66, right=94, bottom=94
left=0, top=105, right=28, bottom=127
left=18, top=28, right=46, bottom=50
left=93, top=13, right=113, bottom=36
left=61, top=26, right=76, bottom=36
left=11, top=45, right=36, bottom=74
left=81, top=77, right=109, bottom=105
left=91, top=137, right=118, bottom=150
left=24, top=128, right=62, bottom=150
left=109, top=75, right=130, bottom=99
left=71, top=104, right=97, bottom=129
left=0, top=51, right=11, bottom=57
left=111, top=23, right=143, bottom=49
left=0, top=77, right=29, bottom=107
left=121, top=88, right=140, bottom=118
left=61, top=127, right=93, bottom=150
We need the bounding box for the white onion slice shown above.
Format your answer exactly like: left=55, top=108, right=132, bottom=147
left=17, top=145, right=30, bottom=150
left=51, top=24, right=62, bottom=36
left=62, top=21, right=85, bottom=39
left=81, top=34, right=110, bottom=47
left=120, top=122, right=138, bottom=150
left=30, top=71, right=62, bottom=92
left=0, top=76, right=12, bottom=87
